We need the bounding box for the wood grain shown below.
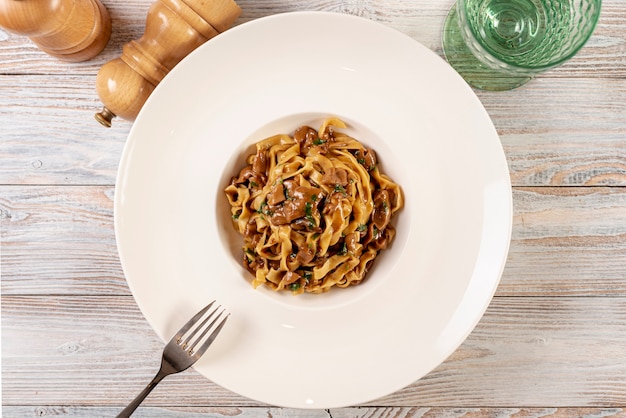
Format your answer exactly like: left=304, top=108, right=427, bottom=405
left=479, top=78, right=626, bottom=187
left=0, top=185, right=127, bottom=295
left=380, top=297, right=626, bottom=407
left=2, top=407, right=626, bottom=417
left=2, top=0, right=626, bottom=415
left=3, top=186, right=626, bottom=296
left=0, top=0, right=111, bottom=62
left=0, top=75, right=128, bottom=185
left=501, top=187, right=626, bottom=296
left=3, top=295, right=626, bottom=407
left=0, top=0, right=624, bottom=77
left=1, top=75, right=625, bottom=186
left=94, top=0, right=241, bottom=123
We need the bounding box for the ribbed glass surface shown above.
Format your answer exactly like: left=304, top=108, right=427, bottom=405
left=460, top=0, right=601, bottom=70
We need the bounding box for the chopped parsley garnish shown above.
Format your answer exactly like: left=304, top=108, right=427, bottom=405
left=305, top=202, right=315, bottom=226
left=313, top=138, right=325, bottom=145
left=259, top=200, right=273, bottom=216
left=357, top=224, right=367, bottom=232
left=290, top=282, right=301, bottom=291
left=334, top=184, right=347, bottom=195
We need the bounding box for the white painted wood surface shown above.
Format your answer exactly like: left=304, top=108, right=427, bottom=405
left=2, top=0, right=626, bottom=417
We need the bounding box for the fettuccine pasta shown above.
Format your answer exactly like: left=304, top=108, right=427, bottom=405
left=224, top=117, right=403, bottom=294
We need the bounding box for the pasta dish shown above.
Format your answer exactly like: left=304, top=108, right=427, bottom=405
left=224, top=117, right=403, bottom=294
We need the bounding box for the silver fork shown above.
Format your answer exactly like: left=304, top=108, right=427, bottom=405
left=116, top=301, right=229, bottom=418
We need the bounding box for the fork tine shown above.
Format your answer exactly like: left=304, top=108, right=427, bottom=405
left=191, top=313, right=229, bottom=357
left=117, top=302, right=229, bottom=418
left=180, top=304, right=220, bottom=349
left=187, top=309, right=226, bottom=353
left=175, top=301, right=215, bottom=344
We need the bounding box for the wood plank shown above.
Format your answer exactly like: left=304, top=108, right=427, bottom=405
left=0, top=185, right=128, bottom=295
left=1, top=75, right=625, bottom=186
left=332, top=409, right=626, bottom=418
left=2, top=407, right=328, bottom=417
left=3, top=295, right=626, bottom=407
left=1, top=295, right=256, bottom=407
left=373, top=297, right=626, bottom=407
left=2, top=406, right=626, bottom=417
left=478, top=78, right=626, bottom=187
left=2, top=0, right=624, bottom=414
left=0, top=0, right=623, bottom=77
left=501, top=187, right=626, bottom=296
left=0, top=75, right=129, bottom=185
left=3, top=185, right=626, bottom=296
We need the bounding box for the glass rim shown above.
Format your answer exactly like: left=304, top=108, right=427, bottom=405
left=458, top=0, right=602, bottom=72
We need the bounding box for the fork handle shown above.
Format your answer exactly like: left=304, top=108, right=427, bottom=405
left=116, top=368, right=168, bottom=417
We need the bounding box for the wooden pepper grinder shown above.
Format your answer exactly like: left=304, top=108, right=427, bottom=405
left=94, top=0, right=241, bottom=128
left=0, top=0, right=111, bottom=62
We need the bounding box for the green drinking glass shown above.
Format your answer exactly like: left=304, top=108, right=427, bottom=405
left=442, top=0, right=602, bottom=91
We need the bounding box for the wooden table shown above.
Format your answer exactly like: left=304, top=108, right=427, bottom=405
left=2, top=1, right=626, bottom=416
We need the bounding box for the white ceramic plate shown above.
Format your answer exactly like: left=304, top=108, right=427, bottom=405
left=115, top=11, right=512, bottom=409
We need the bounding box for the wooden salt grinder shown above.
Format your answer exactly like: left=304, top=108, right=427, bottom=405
left=0, top=0, right=111, bottom=62
left=94, top=0, right=241, bottom=128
